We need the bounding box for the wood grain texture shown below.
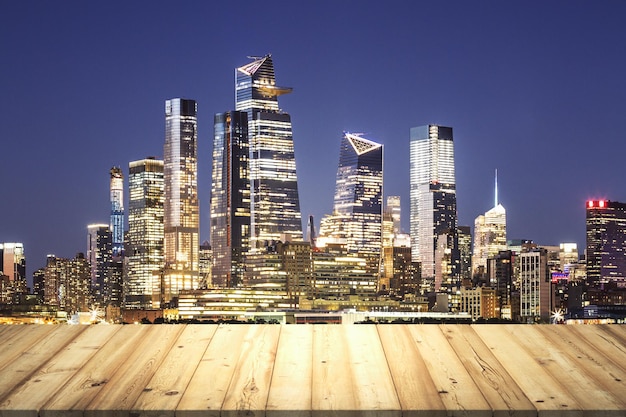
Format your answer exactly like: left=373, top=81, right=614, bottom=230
left=377, top=325, right=447, bottom=417
left=220, top=325, right=281, bottom=417
left=0, top=324, right=623, bottom=417
left=266, top=324, right=313, bottom=417
left=440, top=325, right=536, bottom=417
left=83, top=324, right=185, bottom=417
left=40, top=325, right=155, bottom=417
left=176, top=324, right=251, bottom=417
left=131, top=324, right=217, bottom=417
left=408, top=325, right=492, bottom=417
left=0, top=325, right=87, bottom=410
left=473, top=325, right=584, bottom=417
left=0, top=325, right=117, bottom=417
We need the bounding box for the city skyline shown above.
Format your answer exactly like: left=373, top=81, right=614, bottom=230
left=3, top=2, right=626, bottom=275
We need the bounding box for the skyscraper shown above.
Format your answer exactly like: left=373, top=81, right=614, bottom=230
left=110, top=167, right=124, bottom=258
left=126, top=157, right=164, bottom=308
left=235, top=55, right=302, bottom=247
left=87, top=223, right=111, bottom=304
left=319, top=132, right=383, bottom=275
left=0, top=242, right=26, bottom=303
left=472, top=171, right=507, bottom=279
left=163, top=98, right=199, bottom=305
left=211, top=111, right=250, bottom=287
left=409, top=125, right=458, bottom=293
left=586, top=199, right=626, bottom=287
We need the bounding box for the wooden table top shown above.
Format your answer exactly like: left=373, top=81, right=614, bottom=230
left=0, top=324, right=624, bottom=416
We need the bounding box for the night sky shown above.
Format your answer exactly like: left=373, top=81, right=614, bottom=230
left=2, top=1, right=626, bottom=277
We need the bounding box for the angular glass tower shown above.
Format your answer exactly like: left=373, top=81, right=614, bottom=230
left=409, top=124, right=458, bottom=293
left=211, top=111, right=250, bottom=287
left=163, top=98, right=199, bottom=305
left=320, top=132, right=383, bottom=274
left=235, top=55, right=302, bottom=248
left=126, top=157, right=164, bottom=309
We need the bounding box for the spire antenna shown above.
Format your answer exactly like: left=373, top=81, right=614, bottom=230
left=494, top=168, right=498, bottom=207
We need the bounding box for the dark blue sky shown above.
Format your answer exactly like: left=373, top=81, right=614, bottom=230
left=2, top=1, right=626, bottom=275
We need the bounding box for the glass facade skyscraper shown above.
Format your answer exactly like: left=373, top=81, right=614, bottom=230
left=586, top=199, right=626, bottom=287
left=109, top=167, right=124, bottom=258
left=126, top=157, right=164, bottom=308
left=235, top=55, right=302, bottom=248
left=163, top=98, right=199, bottom=305
left=211, top=111, right=250, bottom=287
left=86, top=224, right=111, bottom=305
left=320, top=132, right=383, bottom=274
left=409, top=124, right=458, bottom=293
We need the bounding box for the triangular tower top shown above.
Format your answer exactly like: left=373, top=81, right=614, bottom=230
left=345, top=132, right=382, bottom=156
left=238, top=55, right=271, bottom=76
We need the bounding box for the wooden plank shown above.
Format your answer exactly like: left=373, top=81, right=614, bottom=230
left=176, top=324, right=252, bottom=417
left=345, top=325, right=401, bottom=416
left=311, top=324, right=358, bottom=417
left=221, top=324, right=281, bottom=417
left=311, top=325, right=401, bottom=417
left=83, top=324, right=186, bottom=417
left=473, top=325, right=584, bottom=417
left=564, top=325, right=626, bottom=373
left=130, top=324, right=217, bottom=417
left=407, top=325, right=492, bottom=417
left=441, top=325, right=536, bottom=417
left=504, top=325, right=623, bottom=413
left=39, top=324, right=154, bottom=417
left=0, top=325, right=86, bottom=406
left=377, top=325, right=447, bottom=417
left=266, top=324, right=313, bottom=417
left=0, top=325, right=119, bottom=417
left=0, top=325, right=58, bottom=372
left=536, top=325, right=626, bottom=409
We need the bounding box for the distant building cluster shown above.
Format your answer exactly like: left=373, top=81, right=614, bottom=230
left=2, top=55, right=626, bottom=324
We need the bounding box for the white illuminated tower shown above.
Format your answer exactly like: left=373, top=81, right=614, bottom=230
left=409, top=125, right=458, bottom=293
left=235, top=55, right=302, bottom=248
left=472, top=170, right=507, bottom=278
left=163, top=98, right=199, bottom=306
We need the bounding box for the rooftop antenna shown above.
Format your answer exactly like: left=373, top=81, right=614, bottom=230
left=494, top=168, right=498, bottom=207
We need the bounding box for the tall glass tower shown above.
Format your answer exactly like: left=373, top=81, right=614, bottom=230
left=235, top=55, right=302, bottom=248
left=109, top=167, right=124, bottom=258
left=211, top=111, right=250, bottom=287
left=163, top=98, right=199, bottom=305
left=472, top=171, right=507, bottom=279
left=409, top=124, right=458, bottom=293
left=320, top=132, right=383, bottom=274
left=126, top=157, right=164, bottom=308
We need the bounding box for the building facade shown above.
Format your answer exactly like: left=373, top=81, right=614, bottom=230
left=87, top=224, right=111, bottom=305
left=235, top=55, right=302, bottom=248
left=319, top=132, right=383, bottom=275
left=211, top=111, right=250, bottom=287
left=110, top=167, right=125, bottom=258
left=126, top=157, right=164, bottom=309
left=586, top=200, right=626, bottom=288
left=0, top=243, right=26, bottom=304
left=163, top=98, right=200, bottom=306
left=519, top=248, right=551, bottom=322
left=409, top=125, right=458, bottom=294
